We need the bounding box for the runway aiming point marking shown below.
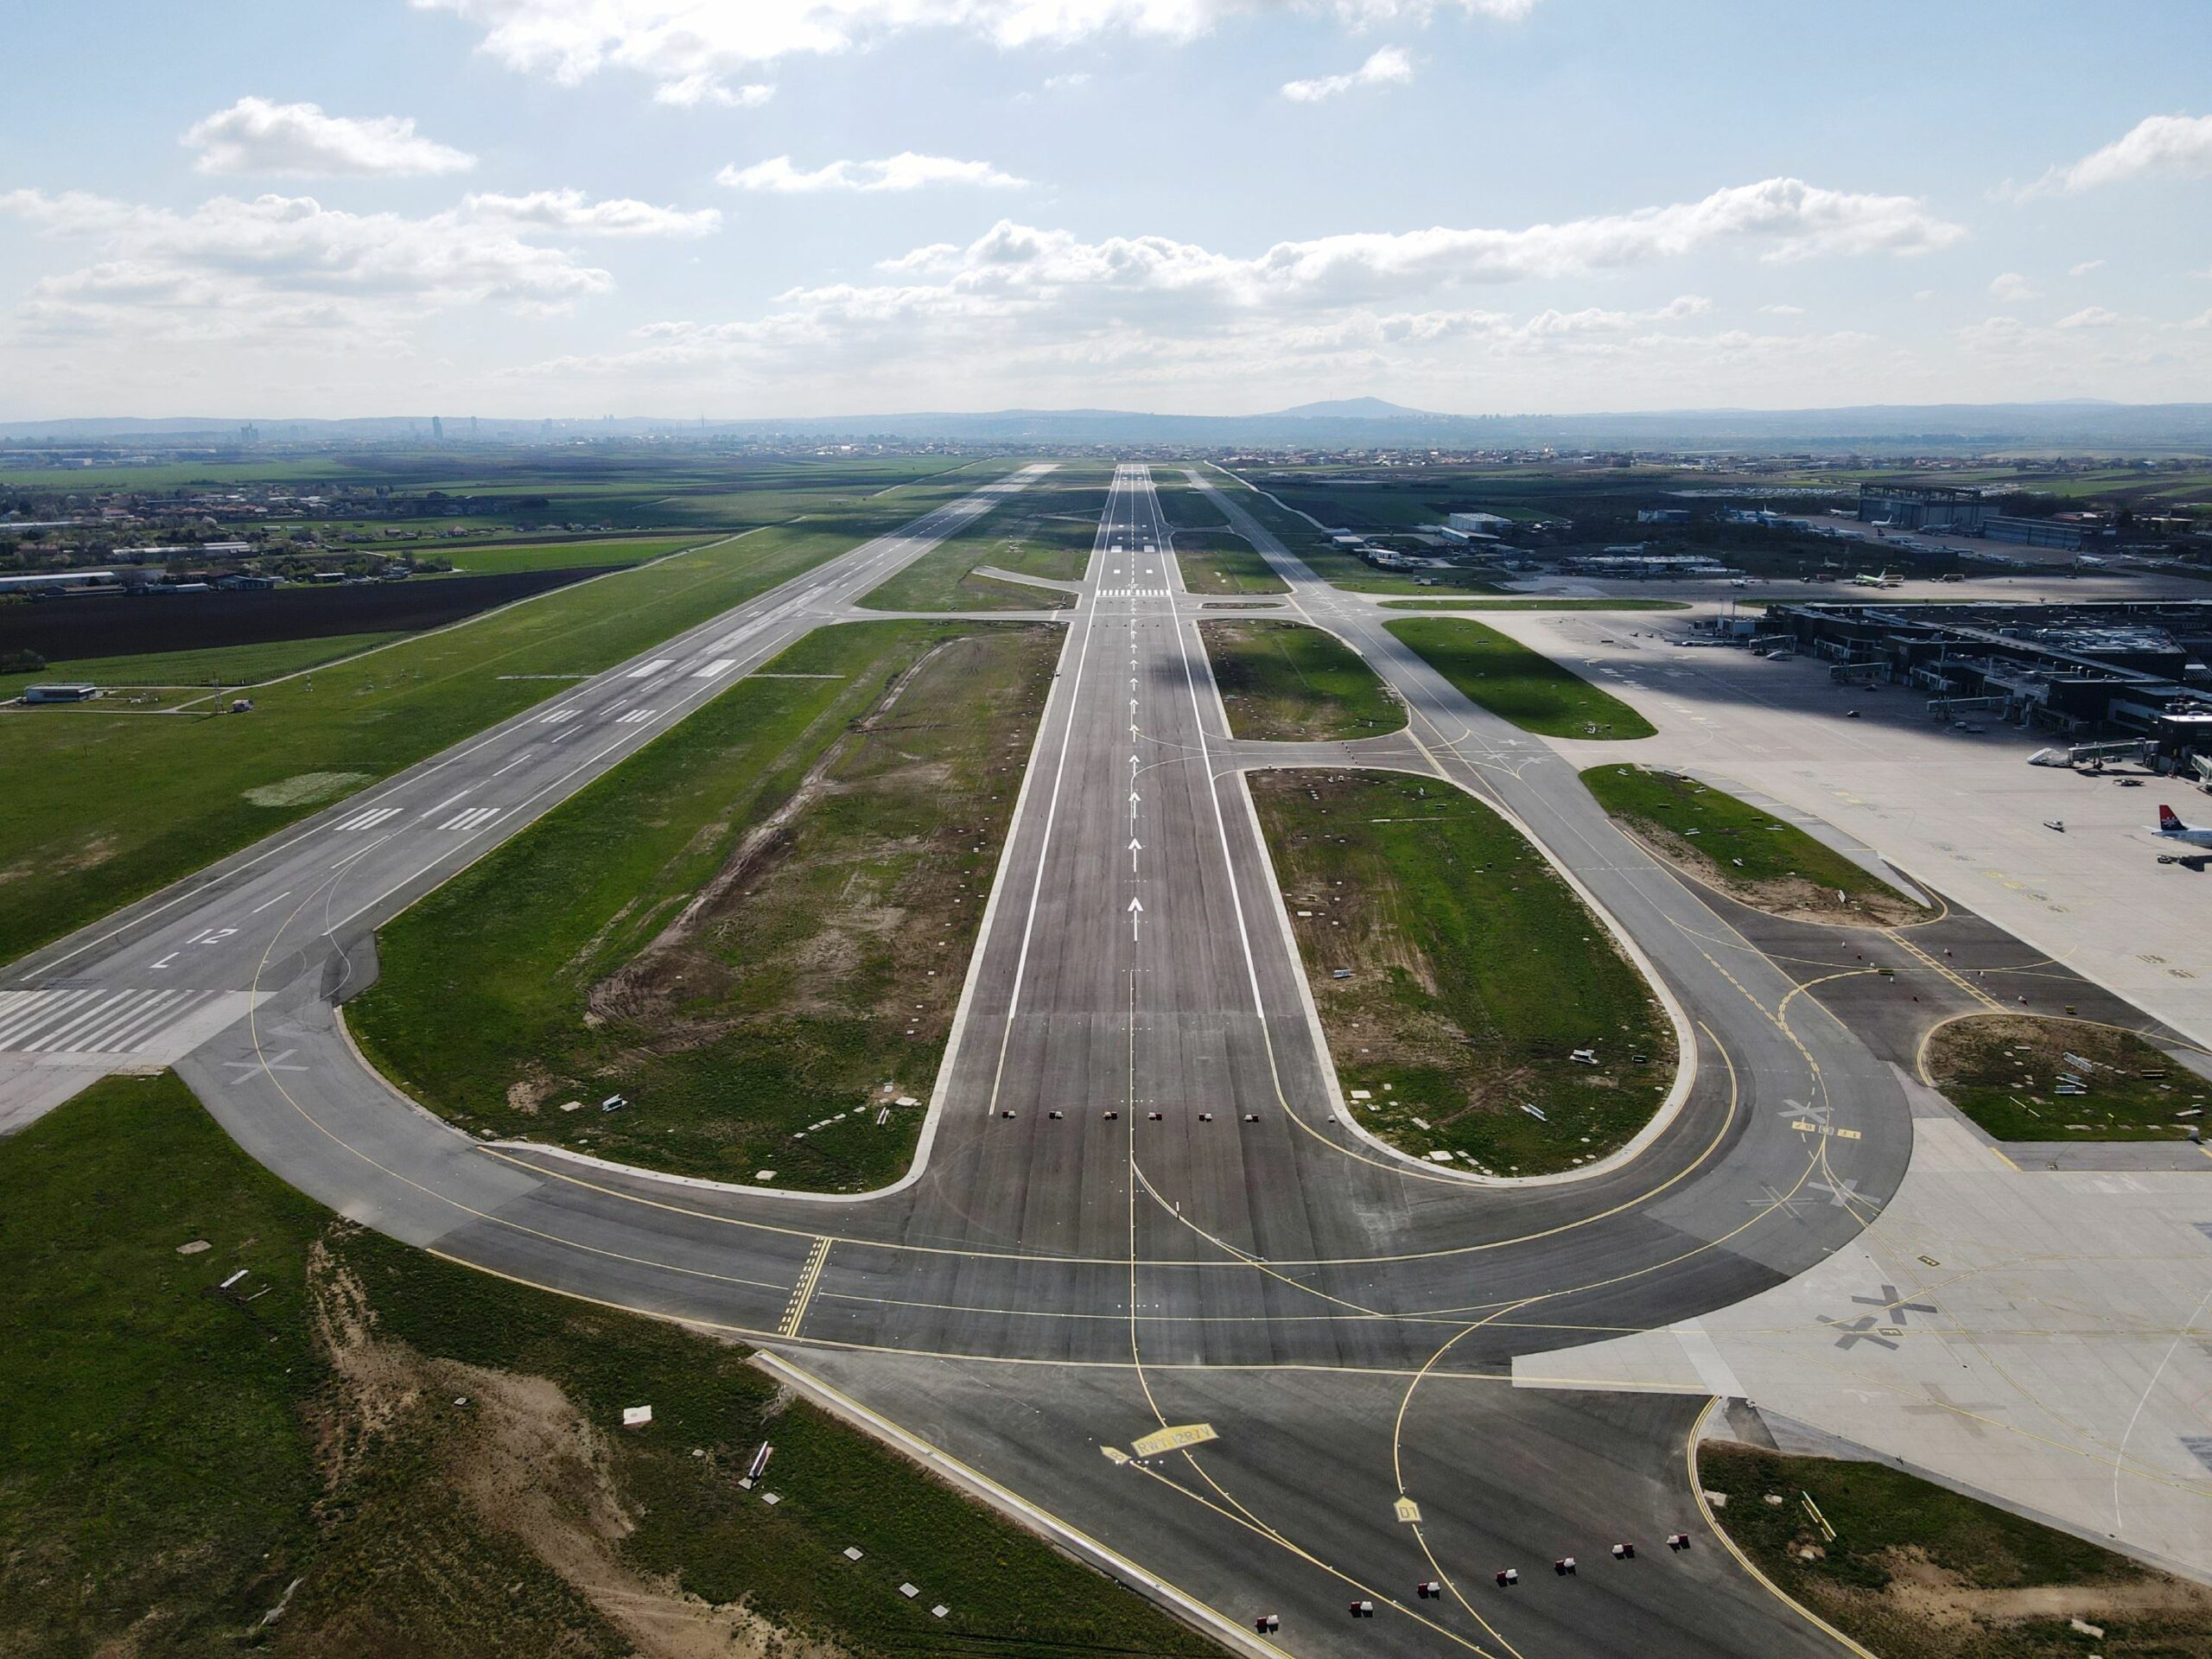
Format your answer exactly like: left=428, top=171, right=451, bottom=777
left=1131, top=1422, right=1218, bottom=1458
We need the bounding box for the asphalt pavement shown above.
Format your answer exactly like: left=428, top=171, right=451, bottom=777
left=4, top=461, right=2046, bottom=1657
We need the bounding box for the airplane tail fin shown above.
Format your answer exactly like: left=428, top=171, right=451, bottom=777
left=2159, top=804, right=2184, bottom=832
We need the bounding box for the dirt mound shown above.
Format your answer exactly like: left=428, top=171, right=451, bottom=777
left=302, top=1233, right=842, bottom=1659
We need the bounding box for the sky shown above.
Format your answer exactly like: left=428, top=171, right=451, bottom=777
left=4, top=0, right=2212, bottom=421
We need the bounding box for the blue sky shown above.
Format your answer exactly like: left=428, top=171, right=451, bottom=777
left=4, top=0, right=2211, bottom=419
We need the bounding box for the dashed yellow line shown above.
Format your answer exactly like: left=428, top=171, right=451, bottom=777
left=779, top=1235, right=833, bottom=1338
left=1885, top=926, right=2003, bottom=1010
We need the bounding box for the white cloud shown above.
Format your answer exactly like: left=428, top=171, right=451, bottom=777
left=0, top=188, right=613, bottom=348
left=1282, top=45, right=1413, bottom=104
left=2069, top=258, right=2105, bottom=277
left=2031, top=112, right=2212, bottom=194
left=717, top=153, right=1027, bottom=193
left=652, top=73, right=772, bottom=108
left=1758, top=302, right=1806, bottom=315
left=508, top=179, right=1961, bottom=407
left=2054, top=305, right=2120, bottom=329
left=874, top=179, right=1958, bottom=308
left=1043, top=72, right=1092, bottom=90
left=462, top=188, right=721, bottom=237
left=1988, top=271, right=2036, bottom=302
left=413, top=0, right=1538, bottom=88
left=181, top=97, right=475, bottom=177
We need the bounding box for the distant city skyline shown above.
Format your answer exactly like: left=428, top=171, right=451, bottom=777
left=3, top=1, right=2211, bottom=419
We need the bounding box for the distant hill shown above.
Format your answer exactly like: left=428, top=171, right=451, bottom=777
left=7, top=401, right=2212, bottom=454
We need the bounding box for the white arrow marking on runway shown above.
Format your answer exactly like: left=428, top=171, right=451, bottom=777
left=1129, top=753, right=1141, bottom=772
left=1128, top=895, right=1144, bottom=942
left=1129, top=836, right=1142, bottom=873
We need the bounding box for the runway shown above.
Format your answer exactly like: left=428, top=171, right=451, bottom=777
left=9, top=461, right=2038, bottom=1656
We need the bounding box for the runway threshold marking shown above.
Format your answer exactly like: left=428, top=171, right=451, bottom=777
left=779, top=1235, right=833, bottom=1338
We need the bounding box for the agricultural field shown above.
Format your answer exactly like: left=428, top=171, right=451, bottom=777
left=1249, top=770, right=1675, bottom=1175
left=1386, top=616, right=1656, bottom=739
left=0, top=566, right=614, bottom=664
left=1200, top=620, right=1402, bottom=741
left=1923, top=1014, right=2209, bottom=1141
left=0, top=1071, right=1217, bottom=1658
left=349, top=620, right=1058, bottom=1190
left=1699, top=1441, right=2212, bottom=1659
left=1581, top=765, right=1922, bottom=925
left=0, top=468, right=1021, bottom=966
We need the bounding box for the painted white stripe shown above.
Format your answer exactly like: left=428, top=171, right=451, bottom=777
left=0, top=991, right=62, bottom=1042
left=439, top=806, right=501, bottom=832
left=0, top=989, right=99, bottom=1046
left=616, top=709, right=658, bottom=726
left=18, top=990, right=138, bottom=1053
left=693, top=658, right=738, bottom=679
left=125, top=992, right=221, bottom=1053
left=539, top=708, right=581, bottom=725
left=333, top=805, right=403, bottom=832
left=46, top=990, right=175, bottom=1054
left=626, top=659, right=674, bottom=679
left=95, top=990, right=194, bottom=1052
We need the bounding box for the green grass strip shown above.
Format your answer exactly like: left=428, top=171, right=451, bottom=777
left=1385, top=615, right=1655, bottom=739
left=1924, top=1013, right=2208, bottom=1141
left=1580, top=764, right=1914, bottom=917
left=1250, top=770, right=1673, bottom=1174
left=1201, top=620, right=1402, bottom=741
left=1697, top=1443, right=2212, bottom=1659
left=350, top=620, right=1057, bottom=1190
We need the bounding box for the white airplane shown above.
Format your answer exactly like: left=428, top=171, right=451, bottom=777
left=1850, top=568, right=1904, bottom=588
left=2153, top=804, right=2212, bottom=866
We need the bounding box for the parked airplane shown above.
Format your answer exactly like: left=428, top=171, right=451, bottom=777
left=1851, top=569, right=1904, bottom=588
left=2153, top=804, right=2212, bottom=867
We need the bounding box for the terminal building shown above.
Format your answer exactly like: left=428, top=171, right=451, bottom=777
left=1763, top=598, right=2212, bottom=748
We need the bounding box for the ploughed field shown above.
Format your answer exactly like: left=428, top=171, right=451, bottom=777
left=0, top=567, right=609, bottom=663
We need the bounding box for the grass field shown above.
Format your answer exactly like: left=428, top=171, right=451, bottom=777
left=1173, top=529, right=1288, bottom=594
left=350, top=620, right=1057, bottom=1189
left=1155, top=473, right=1228, bottom=531
left=1698, top=1442, right=2212, bottom=1658
left=0, top=632, right=409, bottom=701
left=1581, top=765, right=1921, bottom=924
left=859, top=474, right=1104, bottom=612
left=439, top=535, right=702, bottom=576
left=0, top=1072, right=1219, bottom=1659
left=1385, top=616, right=1656, bottom=739
left=0, top=467, right=1017, bottom=968
left=1249, top=771, right=1675, bottom=1174
left=1201, top=620, right=1402, bottom=741
left=1924, top=1014, right=2209, bottom=1141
